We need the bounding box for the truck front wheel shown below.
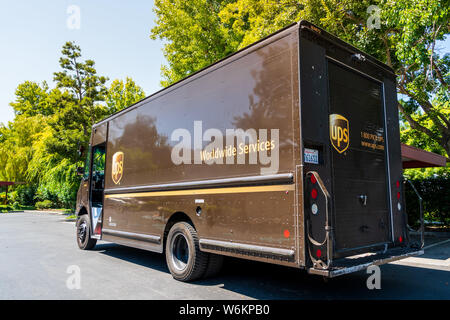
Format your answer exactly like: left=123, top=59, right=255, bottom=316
left=76, top=214, right=97, bottom=250
left=165, top=222, right=208, bottom=282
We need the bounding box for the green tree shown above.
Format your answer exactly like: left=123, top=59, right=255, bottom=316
left=105, top=77, right=146, bottom=114
left=2, top=41, right=146, bottom=208
left=152, top=0, right=450, bottom=157
left=9, top=81, right=53, bottom=117
left=0, top=115, right=48, bottom=183
left=151, top=0, right=236, bottom=86
left=50, top=42, right=110, bottom=162
left=53, top=41, right=109, bottom=129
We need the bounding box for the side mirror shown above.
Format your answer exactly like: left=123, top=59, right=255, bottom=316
left=76, top=167, right=84, bottom=176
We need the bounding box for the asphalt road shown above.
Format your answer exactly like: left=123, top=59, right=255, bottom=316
left=0, top=211, right=449, bottom=300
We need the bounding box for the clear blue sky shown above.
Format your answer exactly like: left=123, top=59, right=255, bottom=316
left=0, top=0, right=165, bottom=125
left=0, top=1, right=448, bottom=126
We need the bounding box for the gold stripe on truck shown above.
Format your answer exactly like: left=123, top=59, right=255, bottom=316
left=105, top=184, right=295, bottom=199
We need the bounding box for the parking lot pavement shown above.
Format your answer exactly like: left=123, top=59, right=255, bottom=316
left=0, top=211, right=449, bottom=300
left=390, top=239, right=450, bottom=270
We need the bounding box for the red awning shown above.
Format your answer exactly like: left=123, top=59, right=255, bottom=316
left=0, top=181, right=26, bottom=187
left=401, top=144, right=448, bottom=169
left=0, top=181, right=15, bottom=187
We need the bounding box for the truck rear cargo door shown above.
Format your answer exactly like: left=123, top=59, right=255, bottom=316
left=328, top=60, right=391, bottom=254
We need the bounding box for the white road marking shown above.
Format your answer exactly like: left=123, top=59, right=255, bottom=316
left=390, top=239, right=450, bottom=268
left=423, top=238, right=450, bottom=250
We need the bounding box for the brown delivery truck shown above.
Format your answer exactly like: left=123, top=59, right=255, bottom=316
left=75, top=21, right=424, bottom=281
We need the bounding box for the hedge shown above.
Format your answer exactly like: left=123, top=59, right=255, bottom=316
left=404, top=177, right=450, bottom=227
left=35, top=200, right=54, bottom=210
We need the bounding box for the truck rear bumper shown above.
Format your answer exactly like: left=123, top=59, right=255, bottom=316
left=308, top=247, right=424, bottom=278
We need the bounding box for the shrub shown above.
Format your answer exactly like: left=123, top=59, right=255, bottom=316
left=0, top=205, right=13, bottom=213
left=14, top=185, right=37, bottom=206
left=0, top=192, right=5, bottom=204
left=404, top=177, right=450, bottom=227
left=12, top=201, right=21, bottom=210
left=35, top=160, right=80, bottom=209
left=35, top=200, right=54, bottom=210
left=7, top=190, right=17, bottom=203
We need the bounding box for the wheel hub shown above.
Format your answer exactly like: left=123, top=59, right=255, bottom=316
left=78, top=221, right=87, bottom=243
left=171, top=233, right=189, bottom=271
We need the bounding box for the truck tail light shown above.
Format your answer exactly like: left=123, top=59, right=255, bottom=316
left=308, top=173, right=320, bottom=215
left=307, top=172, right=325, bottom=259
left=94, top=223, right=102, bottom=235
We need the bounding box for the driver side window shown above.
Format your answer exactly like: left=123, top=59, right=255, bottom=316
left=91, top=145, right=106, bottom=207
left=83, top=146, right=91, bottom=180
left=92, top=145, right=106, bottom=190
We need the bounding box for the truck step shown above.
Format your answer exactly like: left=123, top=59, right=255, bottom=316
left=308, top=247, right=424, bottom=278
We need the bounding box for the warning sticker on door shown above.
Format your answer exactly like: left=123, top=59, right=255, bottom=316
left=91, top=207, right=102, bottom=238
left=304, top=148, right=319, bottom=164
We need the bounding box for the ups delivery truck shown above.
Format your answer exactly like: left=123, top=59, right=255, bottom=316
left=75, top=21, right=424, bottom=281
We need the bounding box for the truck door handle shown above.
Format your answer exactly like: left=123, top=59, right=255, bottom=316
left=359, top=195, right=368, bottom=206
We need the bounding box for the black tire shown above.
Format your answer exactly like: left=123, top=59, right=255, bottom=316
left=165, top=222, right=208, bottom=282
left=203, top=253, right=224, bottom=279
left=76, top=214, right=97, bottom=250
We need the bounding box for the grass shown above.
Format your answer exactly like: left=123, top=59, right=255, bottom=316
left=0, top=204, right=35, bottom=212
left=0, top=205, right=12, bottom=213
left=0, top=204, right=75, bottom=214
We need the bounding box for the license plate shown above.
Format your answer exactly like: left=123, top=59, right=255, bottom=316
left=304, top=148, right=319, bottom=164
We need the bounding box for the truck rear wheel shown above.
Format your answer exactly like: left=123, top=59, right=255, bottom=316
left=165, top=222, right=208, bottom=282
left=76, top=214, right=97, bottom=250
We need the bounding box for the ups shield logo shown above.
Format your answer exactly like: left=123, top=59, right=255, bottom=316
left=111, top=151, right=124, bottom=184
left=330, top=114, right=349, bottom=153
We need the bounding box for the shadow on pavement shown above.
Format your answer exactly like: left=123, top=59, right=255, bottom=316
left=95, top=243, right=169, bottom=274
left=92, top=242, right=450, bottom=299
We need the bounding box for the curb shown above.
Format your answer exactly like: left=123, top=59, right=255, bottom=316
left=24, top=210, right=72, bottom=215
